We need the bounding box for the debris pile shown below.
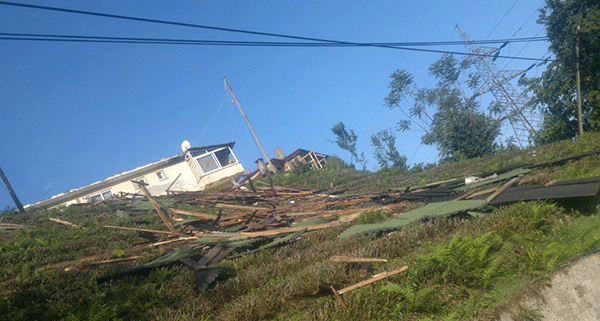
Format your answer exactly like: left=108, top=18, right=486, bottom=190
left=39, top=149, right=600, bottom=302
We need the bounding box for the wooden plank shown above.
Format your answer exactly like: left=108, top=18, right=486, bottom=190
left=83, top=256, right=143, bottom=267
left=486, top=176, right=521, bottom=203
left=330, top=286, right=348, bottom=309
left=137, top=183, right=175, bottom=232
left=165, top=173, right=182, bottom=193
left=329, top=256, right=388, bottom=263
left=337, top=266, right=408, bottom=295
left=0, top=223, right=28, bottom=229
left=170, top=208, right=217, bottom=220
left=453, top=187, right=481, bottom=201
left=466, top=187, right=498, bottom=199
left=49, top=217, right=80, bottom=228
left=216, top=203, right=271, bottom=211
left=149, top=236, right=198, bottom=247
left=104, top=225, right=174, bottom=235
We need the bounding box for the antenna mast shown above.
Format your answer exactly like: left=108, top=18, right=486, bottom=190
left=224, top=77, right=277, bottom=172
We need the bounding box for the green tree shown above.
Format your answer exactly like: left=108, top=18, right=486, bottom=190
left=371, top=129, right=408, bottom=169
left=385, top=54, right=501, bottom=160
left=330, top=121, right=367, bottom=170
left=521, top=0, right=600, bottom=143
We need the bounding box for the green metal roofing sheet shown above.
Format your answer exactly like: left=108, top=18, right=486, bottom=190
left=338, top=200, right=487, bottom=238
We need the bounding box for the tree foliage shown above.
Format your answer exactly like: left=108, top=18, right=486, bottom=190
left=521, top=0, right=600, bottom=143
left=330, top=121, right=367, bottom=170
left=385, top=54, right=501, bottom=160
left=371, top=129, right=408, bottom=169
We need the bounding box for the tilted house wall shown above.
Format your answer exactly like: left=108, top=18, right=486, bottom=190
left=27, top=142, right=245, bottom=209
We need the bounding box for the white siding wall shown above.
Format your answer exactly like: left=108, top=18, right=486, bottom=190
left=60, top=160, right=244, bottom=207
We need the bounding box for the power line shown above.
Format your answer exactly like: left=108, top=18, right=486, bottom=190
left=485, top=0, right=521, bottom=40
left=0, top=1, right=400, bottom=45
left=0, top=32, right=548, bottom=46
left=0, top=1, right=551, bottom=62
left=0, top=33, right=552, bottom=61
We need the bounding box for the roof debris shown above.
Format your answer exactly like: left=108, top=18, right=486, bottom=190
left=36, top=149, right=600, bottom=293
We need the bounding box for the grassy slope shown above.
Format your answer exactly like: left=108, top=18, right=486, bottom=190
left=0, top=133, right=599, bottom=321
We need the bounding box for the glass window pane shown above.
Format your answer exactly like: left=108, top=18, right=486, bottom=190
left=89, top=194, right=102, bottom=201
left=197, top=154, right=220, bottom=173
left=101, top=190, right=113, bottom=199
left=214, top=148, right=234, bottom=166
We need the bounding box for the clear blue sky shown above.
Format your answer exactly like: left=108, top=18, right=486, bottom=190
left=0, top=0, right=549, bottom=210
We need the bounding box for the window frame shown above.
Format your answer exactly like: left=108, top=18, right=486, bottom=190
left=88, top=189, right=113, bottom=201
left=156, top=170, right=167, bottom=181
left=188, top=147, right=238, bottom=177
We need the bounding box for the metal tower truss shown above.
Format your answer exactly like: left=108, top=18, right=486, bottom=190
left=457, top=26, right=541, bottom=147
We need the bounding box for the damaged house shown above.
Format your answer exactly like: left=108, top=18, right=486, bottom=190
left=27, top=141, right=245, bottom=209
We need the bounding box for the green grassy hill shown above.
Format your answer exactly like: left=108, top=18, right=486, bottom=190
left=1, top=133, right=600, bottom=321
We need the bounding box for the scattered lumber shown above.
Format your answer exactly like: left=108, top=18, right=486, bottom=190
left=337, top=266, right=408, bottom=295
left=170, top=208, right=217, bottom=219
left=486, top=176, right=521, bottom=203
left=104, top=225, right=174, bottom=235
left=329, top=256, right=388, bottom=263
left=330, top=285, right=348, bottom=309
left=83, top=256, right=143, bottom=267
left=0, top=223, right=28, bottom=229
left=49, top=217, right=80, bottom=228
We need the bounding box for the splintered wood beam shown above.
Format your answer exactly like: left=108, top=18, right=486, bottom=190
left=466, top=187, right=498, bottom=199
left=165, top=173, right=182, bottom=193
left=454, top=187, right=481, bottom=201
left=49, top=217, right=80, bottom=228
left=215, top=203, right=271, bottom=211
left=0, top=223, right=28, bottom=229
left=104, top=225, right=174, bottom=235
left=329, top=256, right=388, bottom=263
left=330, top=285, right=348, bottom=309
left=148, top=236, right=198, bottom=247
left=136, top=183, right=175, bottom=232
left=83, top=256, right=143, bottom=267
left=170, top=208, right=217, bottom=220
left=337, top=266, right=408, bottom=295
left=486, top=176, right=521, bottom=203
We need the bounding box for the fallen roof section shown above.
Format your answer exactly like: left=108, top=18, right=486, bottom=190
left=487, top=177, right=600, bottom=206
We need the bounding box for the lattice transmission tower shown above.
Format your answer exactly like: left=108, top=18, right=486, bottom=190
left=457, top=26, right=541, bottom=147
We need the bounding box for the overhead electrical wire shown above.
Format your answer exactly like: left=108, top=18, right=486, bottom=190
left=0, top=32, right=552, bottom=62
left=0, top=1, right=551, bottom=62
left=485, top=0, right=521, bottom=40
left=0, top=32, right=548, bottom=46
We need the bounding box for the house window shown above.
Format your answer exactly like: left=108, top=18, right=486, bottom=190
left=197, top=154, right=220, bottom=173
left=89, top=190, right=113, bottom=201
left=132, top=177, right=148, bottom=190
left=156, top=171, right=167, bottom=180
left=187, top=147, right=238, bottom=177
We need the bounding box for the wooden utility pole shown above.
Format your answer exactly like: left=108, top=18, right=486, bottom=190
left=576, top=25, right=584, bottom=136
left=0, top=165, right=25, bottom=212
left=223, top=77, right=277, bottom=173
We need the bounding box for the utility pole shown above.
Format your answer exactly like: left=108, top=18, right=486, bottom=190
left=223, top=77, right=277, bottom=173
left=0, top=165, right=25, bottom=212
left=575, top=25, right=584, bottom=136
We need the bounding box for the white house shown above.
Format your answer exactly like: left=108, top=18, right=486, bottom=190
left=27, top=141, right=245, bottom=209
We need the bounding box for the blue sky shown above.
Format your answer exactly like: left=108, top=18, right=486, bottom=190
left=0, top=1, right=549, bottom=209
